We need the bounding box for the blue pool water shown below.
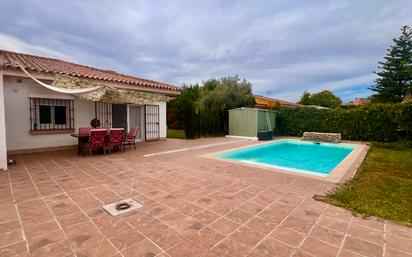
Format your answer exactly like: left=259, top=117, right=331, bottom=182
left=216, top=140, right=355, bottom=176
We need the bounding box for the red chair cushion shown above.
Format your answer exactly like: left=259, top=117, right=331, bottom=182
left=89, top=129, right=107, bottom=147
left=79, top=127, right=93, bottom=136
left=109, top=129, right=124, bottom=144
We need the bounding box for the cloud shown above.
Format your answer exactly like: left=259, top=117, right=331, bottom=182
left=0, top=33, right=69, bottom=60
left=0, top=0, right=411, bottom=101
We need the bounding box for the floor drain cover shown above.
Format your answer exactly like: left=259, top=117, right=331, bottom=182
left=102, top=198, right=143, bottom=216
left=116, top=202, right=131, bottom=211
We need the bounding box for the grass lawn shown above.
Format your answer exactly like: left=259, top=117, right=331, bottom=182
left=167, top=129, right=185, bottom=139
left=319, top=142, right=412, bottom=225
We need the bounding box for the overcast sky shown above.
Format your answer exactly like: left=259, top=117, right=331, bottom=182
left=1, top=1, right=411, bottom=102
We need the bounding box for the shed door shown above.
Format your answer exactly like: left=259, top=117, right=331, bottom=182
left=144, top=105, right=160, bottom=141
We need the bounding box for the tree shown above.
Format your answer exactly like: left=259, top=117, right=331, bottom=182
left=311, top=90, right=342, bottom=108
left=298, top=90, right=312, bottom=105
left=168, top=76, right=255, bottom=138
left=298, top=90, right=342, bottom=108
left=199, top=76, right=255, bottom=134
left=370, top=25, right=412, bottom=103
left=167, top=84, right=200, bottom=138
left=202, top=78, right=219, bottom=91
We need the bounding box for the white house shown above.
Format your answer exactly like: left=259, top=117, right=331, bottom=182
left=0, top=49, right=181, bottom=170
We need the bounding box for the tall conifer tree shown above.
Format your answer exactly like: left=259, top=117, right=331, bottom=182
left=370, top=25, right=412, bottom=102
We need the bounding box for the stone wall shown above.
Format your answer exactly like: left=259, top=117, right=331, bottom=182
left=302, top=132, right=341, bottom=143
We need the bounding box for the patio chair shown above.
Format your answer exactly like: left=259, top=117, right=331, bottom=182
left=85, top=129, right=107, bottom=155
left=108, top=128, right=124, bottom=153
left=123, top=127, right=139, bottom=150
left=79, top=127, right=93, bottom=136
left=77, top=127, right=93, bottom=154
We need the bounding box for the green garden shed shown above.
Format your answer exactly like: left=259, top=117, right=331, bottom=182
left=228, top=107, right=277, bottom=137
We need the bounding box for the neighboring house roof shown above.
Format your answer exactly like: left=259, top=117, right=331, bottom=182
left=348, top=97, right=371, bottom=106
left=403, top=93, right=412, bottom=102
left=254, top=95, right=302, bottom=108
left=0, top=49, right=180, bottom=93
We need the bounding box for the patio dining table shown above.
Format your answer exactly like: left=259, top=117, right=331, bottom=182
left=71, top=130, right=126, bottom=155
left=70, top=133, right=89, bottom=154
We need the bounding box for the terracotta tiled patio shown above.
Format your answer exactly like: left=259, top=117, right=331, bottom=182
left=0, top=138, right=411, bottom=257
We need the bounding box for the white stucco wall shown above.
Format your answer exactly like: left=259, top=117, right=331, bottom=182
left=3, top=76, right=95, bottom=151
left=0, top=72, right=8, bottom=170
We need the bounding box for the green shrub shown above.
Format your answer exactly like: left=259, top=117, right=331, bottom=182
left=274, top=103, right=412, bottom=142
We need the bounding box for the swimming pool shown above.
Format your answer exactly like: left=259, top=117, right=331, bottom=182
left=216, top=140, right=356, bottom=176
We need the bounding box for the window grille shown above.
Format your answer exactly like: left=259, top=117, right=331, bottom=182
left=29, top=98, right=74, bottom=131
left=95, top=102, right=112, bottom=128
left=144, top=105, right=160, bottom=141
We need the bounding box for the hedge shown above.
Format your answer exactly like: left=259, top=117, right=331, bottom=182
left=274, top=103, right=412, bottom=142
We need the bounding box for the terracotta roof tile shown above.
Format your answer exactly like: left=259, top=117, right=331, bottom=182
left=0, top=49, right=180, bottom=92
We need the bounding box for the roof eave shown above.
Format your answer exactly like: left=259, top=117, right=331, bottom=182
left=3, top=69, right=181, bottom=96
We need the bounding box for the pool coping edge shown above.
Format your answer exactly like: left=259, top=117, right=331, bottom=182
left=199, top=138, right=369, bottom=183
